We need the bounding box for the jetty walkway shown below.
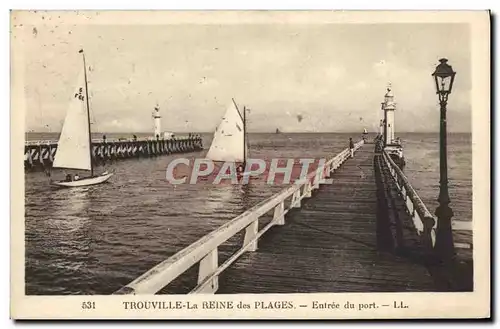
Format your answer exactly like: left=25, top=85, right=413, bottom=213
left=218, top=148, right=435, bottom=293
left=115, top=141, right=473, bottom=295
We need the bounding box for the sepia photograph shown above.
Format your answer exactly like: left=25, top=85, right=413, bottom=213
left=10, top=10, right=490, bottom=319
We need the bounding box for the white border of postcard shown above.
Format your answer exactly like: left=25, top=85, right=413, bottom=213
left=10, top=10, right=490, bottom=319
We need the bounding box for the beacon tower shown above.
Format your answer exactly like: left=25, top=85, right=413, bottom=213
left=383, top=84, right=396, bottom=146
left=380, top=83, right=405, bottom=168
left=153, top=105, right=161, bottom=138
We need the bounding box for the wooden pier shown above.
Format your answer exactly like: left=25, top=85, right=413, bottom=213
left=24, top=135, right=203, bottom=171
left=115, top=141, right=473, bottom=295
left=217, top=148, right=436, bottom=293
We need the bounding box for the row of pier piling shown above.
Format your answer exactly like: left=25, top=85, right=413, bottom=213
left=24, top=135, right=203, bottom=171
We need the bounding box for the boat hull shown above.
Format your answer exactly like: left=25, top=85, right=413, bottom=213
left=51, top=172, right=114, bottom=188
left=389, top=154, right=406, bottom=170
left=385, top=143, right=405, bottom=170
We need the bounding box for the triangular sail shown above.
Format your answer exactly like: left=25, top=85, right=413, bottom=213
left=52, top=68, right=92, bottom=171
left=206, top=101, right=247, bottom=163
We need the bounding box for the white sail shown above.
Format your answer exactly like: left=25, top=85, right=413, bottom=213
left=206, top=102, right=247, bottom=163
left=53, top=68, right=92, bottom=171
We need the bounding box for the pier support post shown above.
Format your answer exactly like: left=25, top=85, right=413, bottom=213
left=48, top=145, right=54, bottom=163
left=291, top=190, right=301, bottom=208
left=273, top=201, right=285, bottom=225
left=197, top=248, right=219, bottom=293
left=26, top=148, right=33, bottom=169
left=302, top=182, right=312, bottom=198
left=324, top=163, right=331, bottom=179
left=243, top=219, right=259, bottom=251
left=313, top=171, right=320, bottom=189
left=38, top=145, right=44, bottom=168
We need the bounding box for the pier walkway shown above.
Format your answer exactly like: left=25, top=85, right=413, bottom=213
left=115, top=141, right=473, bottom=295
left=218, top=147, right=436, bottom=293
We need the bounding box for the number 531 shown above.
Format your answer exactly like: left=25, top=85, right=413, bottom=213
left=82, top=301, right=96, bottom=309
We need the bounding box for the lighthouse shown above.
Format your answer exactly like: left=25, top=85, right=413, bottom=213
left=382, top=84, right=396, bottom=146
left=380, top=83, right=404, bottom=168
left=153, top=105, right=161, bottom=139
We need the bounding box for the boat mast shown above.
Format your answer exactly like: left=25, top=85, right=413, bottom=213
left=80, top=49, right=94, bottom=177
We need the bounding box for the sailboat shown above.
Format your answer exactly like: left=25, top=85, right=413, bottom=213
left=50, top=49, right=114, bottom=188
left=362, top=127, right=369, bottom=143
left=205, top=98, right=250, bottom=179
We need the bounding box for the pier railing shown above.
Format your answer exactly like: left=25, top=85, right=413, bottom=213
left=381, top=149, right=473, bottom=252
left=114, top=141, right=364, bottom=295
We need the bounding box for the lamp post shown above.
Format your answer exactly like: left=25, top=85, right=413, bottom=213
left=432, top=58, right=456, bottom=262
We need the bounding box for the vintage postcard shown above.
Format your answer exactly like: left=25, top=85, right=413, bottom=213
left=11, top=10, right=490, bottom=319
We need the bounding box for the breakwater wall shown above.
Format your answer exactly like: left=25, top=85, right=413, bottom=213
left=24, top=135, right=203, bottom=171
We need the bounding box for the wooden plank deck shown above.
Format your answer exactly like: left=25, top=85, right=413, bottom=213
left=218, top=147, right=437, bottom=293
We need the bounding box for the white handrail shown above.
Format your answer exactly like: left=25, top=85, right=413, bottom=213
left=114, top=140, right=363, bottom=295
left=381, top=148, right=472, bottom=251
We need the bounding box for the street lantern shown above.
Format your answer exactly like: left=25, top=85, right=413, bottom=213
left=432, top=58, right=456, bottom=262
left=432, top=58, right=456, bottom=100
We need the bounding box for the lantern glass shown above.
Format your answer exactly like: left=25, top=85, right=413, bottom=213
left=434, top=75, right=454, bottom=94
left=432, top=58, right=456, bottom=95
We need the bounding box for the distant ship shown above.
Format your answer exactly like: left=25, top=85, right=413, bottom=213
left=276, top=128, right=281, bottom=134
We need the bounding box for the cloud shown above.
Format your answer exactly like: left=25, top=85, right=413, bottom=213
left=110, top=119, right=122, bottom=127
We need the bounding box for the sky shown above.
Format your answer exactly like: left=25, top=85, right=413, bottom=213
left=14, top=11, right=471, bottom=133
